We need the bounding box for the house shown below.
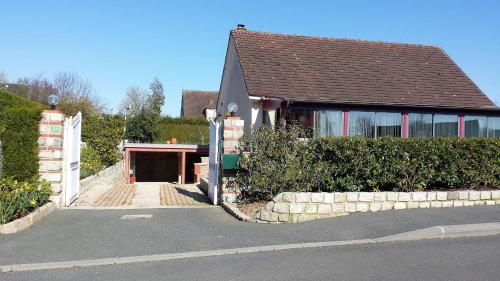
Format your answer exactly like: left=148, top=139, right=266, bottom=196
left=217, top=26, right=500, bottom=138
left=180, top=89, right=218, bottom=120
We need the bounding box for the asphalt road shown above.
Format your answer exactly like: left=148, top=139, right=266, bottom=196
left=2, top=236, right=499, bottom=281
left=0, top=205, right=499, bottom=265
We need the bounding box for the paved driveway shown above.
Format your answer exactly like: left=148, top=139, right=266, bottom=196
left=0, top=205, right=498, bottom=266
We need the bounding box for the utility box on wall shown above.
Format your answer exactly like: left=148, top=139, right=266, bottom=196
left=222, top=154, right=240, bottom=171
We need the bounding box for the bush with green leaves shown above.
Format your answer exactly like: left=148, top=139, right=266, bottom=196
left=154, top=117, right=209, bottom=144
left=234, top=125, right=500, bottom=202
left=80, top=145, right=105, bottom=179
left=0, top=178, right=52, bottom=224
left=82, top=114, right=124, bottom=167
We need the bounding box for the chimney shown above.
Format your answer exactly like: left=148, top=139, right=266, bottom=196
left=236, top=24, right=246, bottom=30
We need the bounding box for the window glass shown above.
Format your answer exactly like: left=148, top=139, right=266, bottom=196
left=408, top=113, right=433, bottom=137
left=464, top=115, right=487, bottom=138
left=349, top=111, right=375, bottom=137
left=376, top=112, right=401, bottom=137
left=289, top=108, right=314, bottom=137
left=316, top=110, right=343, bottom=137
left=433, top=114, right=458, bottom=137
left=487, top=117, right=500, bottom=138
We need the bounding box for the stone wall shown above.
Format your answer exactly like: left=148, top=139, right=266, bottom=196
left=38, top=110, right=64, bottom=195
left=80, top=160, right=125, bottom=195
left=257, top=190, right=500, bottom=223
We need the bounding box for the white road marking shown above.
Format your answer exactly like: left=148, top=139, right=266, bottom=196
left=120, top=214, right=153, bottom=220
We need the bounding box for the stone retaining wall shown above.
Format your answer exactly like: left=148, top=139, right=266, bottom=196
left=80, top=160, right=125, bottom=195
left=257, top=190, right=500, bottom=223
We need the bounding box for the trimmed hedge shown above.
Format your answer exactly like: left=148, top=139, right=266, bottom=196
left=235, top=125, right=500, bottom=201
left=82, top=114, right=124, bottom=167
left=154, top=117, right=209, bottom=144
left=0, top=89, right=45, bottom=135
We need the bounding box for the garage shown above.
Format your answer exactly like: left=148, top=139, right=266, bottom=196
left=124, top=143, right=209, bottom=184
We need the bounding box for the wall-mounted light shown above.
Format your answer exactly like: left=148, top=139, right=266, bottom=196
left=47, top=94, right=60, bottom=110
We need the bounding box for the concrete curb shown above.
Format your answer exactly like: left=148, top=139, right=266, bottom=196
left=1, top=221, right=498, bottom=273
left=0, top=202, right=56, bottom=235
left=221, top=202, right=267, bottom=223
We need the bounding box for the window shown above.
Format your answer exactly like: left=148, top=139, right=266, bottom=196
left=464, top=115, right=488, bottom=138
left=488, top=117, right=500, bottom=138
left=408, top=113, right=433, bottom=137
left=316, top=110, right=343, bottom=137
left=376, top=112, right=402, bottom=137
left=289, top=108, right=314, bottom=137
left=349, top=111, right=375, bottom=137
left=433, top=114, right=458, bottom=137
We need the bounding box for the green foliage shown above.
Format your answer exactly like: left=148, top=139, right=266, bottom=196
left=80, top=145, right=105, bottom=179
left=0, top=89, right=45, bottom=135
left=235, top=125, right=500, bottom=202
left=2, top=107, right=42, bottom=181
left=125, top=108, right=159, bottom=143
left=154, top=117, right=209, bottom=144
left=0, top=178, right=52, bottom=224
left=82, top=114, right=124, bottom=167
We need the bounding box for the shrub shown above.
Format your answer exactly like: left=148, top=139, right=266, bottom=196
left=234, top=125, right=500, bottom=202
left=1, top=107, right=42, bottom=181
left=154, top=117, right=209, bottom=144
left=80, top=145, right=105, bottom=179
left=0, top=178, right=52, bottom=224
left=0, top=89, right=45, bottom=135
left=82, top=114, right=124, bottom=167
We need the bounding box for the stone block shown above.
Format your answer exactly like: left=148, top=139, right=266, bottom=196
left=426, top=192, right=436, bottom=201
left=289, top=203, right=305, bottom=214
left=357, top=203, right=369, bottom=212
left=346, top=192, right=359, bottom=202
left=41, top=173, right=61, bottom=182
left=273, top=203, right=289, bottom=214
left=474, top=201, right=485, bottom=206
left=381, top=202, right=395, bottom=210
left=46, top=161, right=62, bottom=171
left=486, top=200, right=495, bottom=206
left=272, top=193, right=283, bottom=202
left=278, top=214, right=289, bottom=222
left=394, top=202, right=407, bottom=210
left=374, top=192, right=386, bottom=202
left=358, top=192, right=374, bottom=202
left=334, top=193, right=347, bottom=203
left=318, top=204, right=332, bottom=214
left=419, top=202, right=430, bottom=208
left=398, top=192, right=410, bottom=202
left=491, top=191, right=500, bottom=200
left=323, top=193, right=334, bottom=203
left=447, top=191, right=459, bottom=200
left=430, top=202, right=442, bottom=208
left=436, top=192, right=447, bottom=201
left=304, top=204, right=318, bottom=214
left=266, top=201, right=275, bottom=211
left=332, top=204, right=345, bottom=213
left=296, top=193, right=311, bottom=203
left=369, top=203, right=382, bottom=212
left=259, top=211, right=278, bottom=222
left=480, top=191, right=491, bottom=200
left=344, top=203, right=357, bottom=213
left=311, top=193, right=324, bottom=203
left=50, top=183, right=62, bottom=193
left=469, top=191, right=480, bottom=201
left=407, top=202, right=419, bottom=209
left=282, top=192, right=295, bottom=203
left=386, top=192, right=398, bottom=201
left=442, top=201, right=453, bottom=208
left=463, top=201, right=474, bottom=207
left=453, top=201, right=464, bottom=207
left=458, top=191, right=469, bottom=200
left=412, top=192, right=427, bottom=202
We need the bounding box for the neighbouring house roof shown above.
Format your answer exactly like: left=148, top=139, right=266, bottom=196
left=180, top=90, right=218, bottom=117
left=231, top=29, right=497, bottom=110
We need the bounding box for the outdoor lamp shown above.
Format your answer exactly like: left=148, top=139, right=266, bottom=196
left=47, top=94, right=60, bottom=110
left=228, top=102, right=238, bottom=117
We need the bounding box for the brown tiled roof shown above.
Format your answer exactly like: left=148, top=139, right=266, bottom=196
left=231, top=30, right=496, bottom=109
left=181, top=90, right=218, bottom=117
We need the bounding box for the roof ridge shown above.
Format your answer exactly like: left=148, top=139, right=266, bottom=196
left=231, top=29, right=440, bottom=49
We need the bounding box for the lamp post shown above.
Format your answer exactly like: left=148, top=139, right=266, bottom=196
left=47, top=94, right=60, bottom=110
left=228, top=102, right=238, bottom=117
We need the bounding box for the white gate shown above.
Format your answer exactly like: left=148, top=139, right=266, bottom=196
left=208, top=119, right=221, bottom=205
left=64, top=112, right=82, bottom=206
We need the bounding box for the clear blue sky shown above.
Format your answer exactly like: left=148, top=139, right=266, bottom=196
left=1, top=0, right=499, bottom=116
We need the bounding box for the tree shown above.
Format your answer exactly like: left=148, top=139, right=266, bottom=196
left=0, top=70, right=8, bottom=83
left=119, top=86, right=147, bottom=116
left=147, top=77, right=165, bottom=114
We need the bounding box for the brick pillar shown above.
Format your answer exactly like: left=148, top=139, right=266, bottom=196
left=38, top=110, right=64, bottom=195
left=221, top=117, right=244, bottom=203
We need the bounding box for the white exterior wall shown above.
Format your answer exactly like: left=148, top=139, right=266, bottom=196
left=218, top=35, right=261, bottom=134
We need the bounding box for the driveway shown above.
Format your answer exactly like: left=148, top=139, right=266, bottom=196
left=0, top=205, right=498, bottom=266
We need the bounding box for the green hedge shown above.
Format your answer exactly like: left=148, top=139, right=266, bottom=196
left=0, top=178, right=52, bottom=224
left=154, top=117, right=209, bottom=144
left=0, top=89, right=45, bottom=135
left=2, top=108, right=42, bottom=181
left=235, top=125, right=500, bottom=201
left=82, top=114, right=124, bottom=167
left=80, top=145, right=104, bottom=179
